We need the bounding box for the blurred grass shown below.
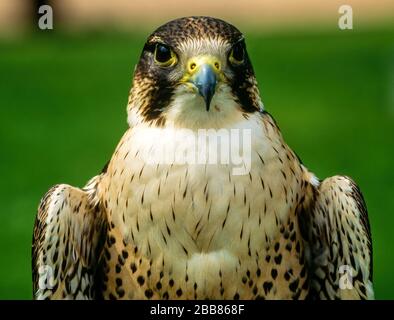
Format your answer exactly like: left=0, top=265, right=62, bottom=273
left=0, top=27, right=393, bottom=299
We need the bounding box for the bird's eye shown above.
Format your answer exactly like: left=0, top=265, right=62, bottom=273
left=154, top=43, right=177, bottom=67
left=229, top=42, right=245, bottom=65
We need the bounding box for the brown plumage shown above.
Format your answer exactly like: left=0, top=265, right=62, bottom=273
left=32, top=16, right=373, bottom=300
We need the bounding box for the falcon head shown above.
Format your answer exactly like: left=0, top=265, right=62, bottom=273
left=128, top=16, right=263, bottom=128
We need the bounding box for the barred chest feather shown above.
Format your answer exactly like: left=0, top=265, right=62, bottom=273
left=98, top=113, right=309, bottom=299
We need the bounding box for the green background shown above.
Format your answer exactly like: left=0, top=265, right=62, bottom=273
left=0, top=26, right=393, bottom=299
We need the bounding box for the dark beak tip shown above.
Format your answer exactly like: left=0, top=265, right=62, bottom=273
left=199, top=87, right=214, bottom=112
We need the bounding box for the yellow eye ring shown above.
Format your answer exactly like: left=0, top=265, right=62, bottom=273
left=229, top=42, right=245, bottom=65
left=154, top=43, right=177, bottom=67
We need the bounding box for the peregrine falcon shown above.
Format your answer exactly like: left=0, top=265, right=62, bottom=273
left=32, top=16, right=373, bottom=300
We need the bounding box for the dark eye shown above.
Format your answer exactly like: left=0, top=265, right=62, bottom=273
left=154, top=43, right=177, bottom=67
left=229, top=42, right=245, bottom=65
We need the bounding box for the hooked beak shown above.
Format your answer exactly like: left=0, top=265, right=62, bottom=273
left=192, top=64, right=217, bottom=111
left=187, top=56, right=220, bottom=111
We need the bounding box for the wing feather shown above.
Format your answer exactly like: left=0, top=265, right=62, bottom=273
left=300, top=175, right=373, bottom=299
left=32, top=176, right=107, bottom=299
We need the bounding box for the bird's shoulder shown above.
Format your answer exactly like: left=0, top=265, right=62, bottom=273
left=299, top=175, right=373, bottom=299
left=32, top=175, right=107, bottom=299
